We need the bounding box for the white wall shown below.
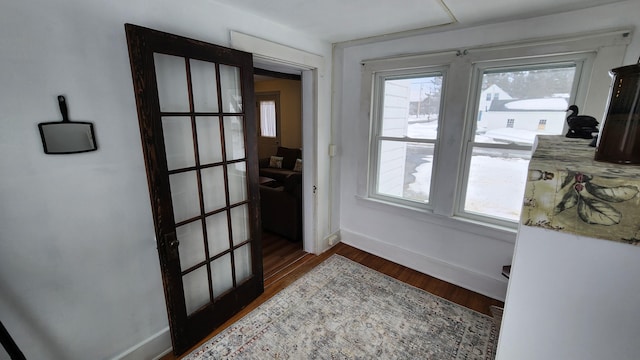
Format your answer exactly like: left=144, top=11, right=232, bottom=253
left=334, top=0, right=640, bottom=301
left=0, top=1, right=330, bottom=359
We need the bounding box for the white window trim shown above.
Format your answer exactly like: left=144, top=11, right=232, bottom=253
left=368, top=66, right=448, bottom=209
left=456, top=55, right=591, bottom=228
left=359, top=28, right=632, bottom=232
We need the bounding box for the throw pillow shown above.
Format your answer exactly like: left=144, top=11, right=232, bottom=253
left=269, top=156, right=283, bottom=169
left=293, top=158, right=302, bottom=172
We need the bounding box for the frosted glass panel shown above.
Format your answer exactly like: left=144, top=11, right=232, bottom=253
left=169, top=171, right=200, bottom=223
left=227, top=162, right=247, bottom=205
left=224, top=116, right=245, bottom=161
left=162, top=117, right=195, bottom=170
left=196, top=117, right=223, bottom=165
left=220, top=64, right=242, bottom=113
left=234, top=244, right=252, bottom=284
left=176, top=221, right=205, bottom=271
left=211, top=253, right=233, bottom=298
left=230, top=205, right=249, bottom=246
left=201, top=166, right=226, bottom=212
left=182, top=266, right=210, bottom=315
left=154, top=53, right=189, bottom=112
left=190, top=59, right=219, bottom=112
left=206, top=211, right=230, bottom=257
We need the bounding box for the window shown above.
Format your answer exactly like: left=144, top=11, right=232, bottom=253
left=506, top=119, right=515, bottom=128
left=370, top=70, right=445, bottom=206
left=461, top=63, right=579, bottom=223
left=362, top=30, right=630, bottom=229
left=259, top=100, right=277, bottom=137
left=538, top=119, right=547, bottom=130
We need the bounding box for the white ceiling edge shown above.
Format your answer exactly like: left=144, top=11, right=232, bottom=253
left=334, top=0, right=629, bottom=48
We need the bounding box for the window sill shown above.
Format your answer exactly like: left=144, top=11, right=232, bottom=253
left=354, top=194, right=517, bottom=244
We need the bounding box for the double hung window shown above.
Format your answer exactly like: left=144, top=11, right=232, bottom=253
left=370, top=69, right=445, bottom=207
left=363, top=30, right=630, bottom=229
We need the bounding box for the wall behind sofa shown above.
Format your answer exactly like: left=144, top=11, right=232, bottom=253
left=0, top=0, right=330, bottom=359
left=255, top=78, right=303, bottom=151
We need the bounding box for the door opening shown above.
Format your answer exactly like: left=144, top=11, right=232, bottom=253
left=253, top=68, right=306, bottom=279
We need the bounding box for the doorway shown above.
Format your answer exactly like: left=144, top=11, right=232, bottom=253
left=253, top=68, right=306, bottom=280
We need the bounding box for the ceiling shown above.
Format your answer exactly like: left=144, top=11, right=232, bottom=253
left=212, top=0, right=625, bottom=43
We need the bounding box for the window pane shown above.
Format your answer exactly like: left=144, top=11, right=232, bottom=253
left=154, top=53, right=189, bottom=112
left=190, top=59, right=219, bottom=113
left=464, top=147, right=531, bottom=222
left=220, top=64, right=242, bottom=113
left=376, top=141, right=434, bottom=204
left=381, top=75, right=442, bottom=140
left=259, top=100, right=277, bottom=137
left=182, top=266, right=210, bottom=315
left=223, top=116, right=245, bottom=161
left=475, top=66, right=576, bottom=146
left=162, top=117, right=195, bottom=171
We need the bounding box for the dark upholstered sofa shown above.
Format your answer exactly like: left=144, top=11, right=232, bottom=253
left=258, top=147, right=302, bottom=183
left=259, top=147, right=303, bottom=241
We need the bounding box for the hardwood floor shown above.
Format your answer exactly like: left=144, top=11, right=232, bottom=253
left=162, top=241, right=504, bottom=359
left=261, top=231, right=306, bottom=282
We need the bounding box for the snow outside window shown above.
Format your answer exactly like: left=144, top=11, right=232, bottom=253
left=362, top=29, right=629, bottom=230
left=370, top=72, right=444, bottom=207
left=461, top=63, right=579, bottom=223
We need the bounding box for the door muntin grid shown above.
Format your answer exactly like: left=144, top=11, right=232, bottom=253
left=154, top=53, right=253, bottom=315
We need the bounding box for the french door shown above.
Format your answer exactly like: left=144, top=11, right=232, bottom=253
left=125, top=24, right=263, bottom=355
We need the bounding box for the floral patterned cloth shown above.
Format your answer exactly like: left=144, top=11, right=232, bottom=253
left=522, top=135, right=640, bottom=244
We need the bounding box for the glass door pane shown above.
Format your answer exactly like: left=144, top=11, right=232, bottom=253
left=182, top=267, right=210, bottom=315
left=154, top=53, right=190, bottom=112
left=234, top=244, right=252, bottom=284
left=206, top=212, right=230, bottom=257
left=220, top=65, right=242, bottom=113
left=211, top=254, right=233, bottom=298
left=162, top=117, right=195, bottom=171
left=176, top=221, right=206, bottom=271
left=224, top=116, right=246, bottom=161
left=196, top=117, right=223, bottom=165
left=190, top=59, right=219, bottom=112
left=169, top=171, right=200, bottom=223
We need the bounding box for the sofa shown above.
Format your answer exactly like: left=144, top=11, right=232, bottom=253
left=259, top=147, right=303, bottom=241
left=258, top=146, right=302, bottom=183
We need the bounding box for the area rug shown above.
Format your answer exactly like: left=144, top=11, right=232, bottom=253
left=183, top=255, right=498, bottom=359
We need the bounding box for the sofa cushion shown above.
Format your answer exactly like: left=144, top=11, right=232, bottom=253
left=269, top=155, right=283, bottom=168
left=276, top=147, right=302, bottom=170
left=293, top=158, right=302, bottom=172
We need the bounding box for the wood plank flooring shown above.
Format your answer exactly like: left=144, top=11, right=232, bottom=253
left=261, top=231, right=306, bottom=282
left=162, top=241, right=504, bottom=360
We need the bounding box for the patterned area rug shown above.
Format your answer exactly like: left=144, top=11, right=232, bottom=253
left=183, top=255, right=498, bottom=359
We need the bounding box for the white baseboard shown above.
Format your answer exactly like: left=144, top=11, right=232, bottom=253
left=111, top=326, right=172, bottom=360
left=340, top=229, right=507, bottom=301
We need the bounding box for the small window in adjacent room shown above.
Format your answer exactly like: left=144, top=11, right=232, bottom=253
left=259, top=100, right=277, bottom=137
